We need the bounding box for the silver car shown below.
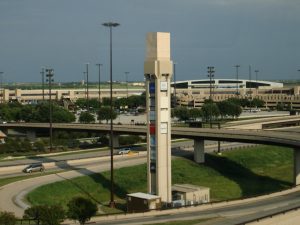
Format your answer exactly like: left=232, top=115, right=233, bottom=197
left=118, top=148, right=131, bottom=155
left=23, top=163, right=45, bottom=173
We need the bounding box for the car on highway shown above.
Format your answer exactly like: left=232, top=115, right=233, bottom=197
left=118, top=148, right=131, bottom=155
left=22, top=163, right=45, bottom=173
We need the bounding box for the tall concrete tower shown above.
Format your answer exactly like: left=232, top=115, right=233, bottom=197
left=144, top=32, right=173, bottom=203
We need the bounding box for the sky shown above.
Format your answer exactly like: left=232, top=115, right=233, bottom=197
left=0, top=0, right=300, bottom=83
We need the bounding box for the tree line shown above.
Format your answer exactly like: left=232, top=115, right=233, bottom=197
left=0, top=102, right=75, bottom=123
left=172, top=97, right=265, bottom=123
left=0, top=196, right=97, bottom=225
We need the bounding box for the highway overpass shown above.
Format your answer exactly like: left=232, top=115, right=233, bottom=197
left=1, top=122, right=300, bottom=185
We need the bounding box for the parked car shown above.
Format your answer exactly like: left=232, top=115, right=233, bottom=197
left=118, top=148, right=131, bottom=155
left=23, top=163, right=45, bottom=173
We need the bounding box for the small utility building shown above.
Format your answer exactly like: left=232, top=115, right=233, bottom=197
left=0, top=130, right=7, bottom=144
left=172, top=184, right=210, bottom=206
left=127, top=192, right=161, bottom=212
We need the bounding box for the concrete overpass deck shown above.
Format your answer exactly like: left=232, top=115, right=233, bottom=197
left=1, top=122, right=300, bottom=185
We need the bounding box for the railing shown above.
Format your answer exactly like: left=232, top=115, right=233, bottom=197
left=234, top=205, right=300, bottom=225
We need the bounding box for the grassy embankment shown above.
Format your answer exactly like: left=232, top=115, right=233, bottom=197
left=27, top=145, right=293, bottom=212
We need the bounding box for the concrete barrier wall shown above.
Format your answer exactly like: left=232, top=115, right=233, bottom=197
left=246, top=208, right=300, bottom=225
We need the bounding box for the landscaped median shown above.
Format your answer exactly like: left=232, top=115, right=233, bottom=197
left=26, top=145, right=293, bottom=214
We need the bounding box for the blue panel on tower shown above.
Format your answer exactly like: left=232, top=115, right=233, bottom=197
left=149, top=82, right=155, bottom=93
left=150, top=136, right=156, bottom=145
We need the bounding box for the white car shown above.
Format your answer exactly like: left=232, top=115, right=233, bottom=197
left=118, top=148, right=131, bottom=155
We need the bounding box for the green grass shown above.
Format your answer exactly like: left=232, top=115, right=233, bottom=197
left=27, top=145, right=293, bottom=211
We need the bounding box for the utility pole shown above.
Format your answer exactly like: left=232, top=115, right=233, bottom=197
left=234, top=65, right=240, bottom=96
left=46, top=68, right=54, bottom=152
left=207, top=66, right=215, bottom=128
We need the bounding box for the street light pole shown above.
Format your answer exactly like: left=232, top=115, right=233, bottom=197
left=234, top=65, right=240, bottom=96
left=102, top=21, right=120, bottom=208
left=173, top=63, right=177, bottom=108
left=86, top=63, right=90, bottom=112
left=46, top=68, right=54, bottom=152
left=96, top=63, right=103, bottom=124
left=207, top=66, right=215, bottom=128
left=41, top=68, right=45, bottom=101
left=249, top=65, right=252, bottom=112
left=124, top=72, right=129, bottom=99
left=96, top=63, right=103, bottom=106
left=255, top=70, right=259, bottom=83
left=0, top=72, right=3, bottom=104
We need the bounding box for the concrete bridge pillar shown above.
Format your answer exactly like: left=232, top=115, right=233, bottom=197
left=109, top=134, right=120, bottom=148
left=194, top=138, right=205, bottom=163
left=26, top=130, right=36, bottom=141
left=294, top=148, right=300, bottom=186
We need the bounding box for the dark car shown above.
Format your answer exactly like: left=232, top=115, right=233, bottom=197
left=23, top=163, right=45, bottom=173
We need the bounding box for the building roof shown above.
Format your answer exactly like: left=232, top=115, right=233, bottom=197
left=127, top=192, right=161, bottom=200
left=172, top=184, right=209, bottom=193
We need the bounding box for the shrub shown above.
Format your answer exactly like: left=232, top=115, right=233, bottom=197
left=0, top=211, right=17, bottom=225
left=67, top=197, right=97, bottom=225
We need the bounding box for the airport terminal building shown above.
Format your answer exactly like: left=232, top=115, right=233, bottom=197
left=172, top=79, right=300, bottom=110
left=0, top=79, right=299, bottom=110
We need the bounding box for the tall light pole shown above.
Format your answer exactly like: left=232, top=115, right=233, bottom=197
left=0, top=72, right=3, bottom=104
left=96, top=63, right=103, bottom=106
left=255, top=70, right=259, bottom=83
left=255, top=70, right=259, bottom=94
left=173, top=63, right=177, bottom=108
left=41, top=68, right=45, bottom=101
left=102, top=21, right=120, bottom=208
left=86, top=63, right=90, bottom=112
left=96, top=63, right=103, bottom=124
left=249, top=65, right=252, bottom=112
left=124, top=72, right=129, bottom=99
left=83, top=71, right=87, bottom=100
left=46, top=68, right=54, bottom=152
left=234, top=65, right=240, bottom=96
left=207, top=66, right=215, bottom=128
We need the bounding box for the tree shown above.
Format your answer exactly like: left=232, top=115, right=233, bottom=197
left=67, top=197, right=97, bottom=225
left=24, top=205, right=65, bottom=225
left=0, top=211, right=17, bottom=225
left=33, top=140, right=46, bottom=152
left=40, top=205, right=65, bottom=225
left=201, top=103, right=220, bottom=122
left=172, top=107, right=190, bottom=122
left=97, top=107, right=117, bottom=123
left=251, top=98, right=265, bottom=108
left=79, top=112, right=95, bottom=123
left=24, top=205, right=42, bottom=224
left=217, top=100, right=242, bottom=119
left=75, top=99, right=100, bottom=110
left=189, top=108, right=202, bottom=121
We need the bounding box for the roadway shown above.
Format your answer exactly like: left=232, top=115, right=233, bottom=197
left=92, top=188, right=300, bottom=225
left=0, top=141, right=254, bottom=178
left=2, top=150, right=300, bottom=224
left=1, top=122, right=300, bottom=148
